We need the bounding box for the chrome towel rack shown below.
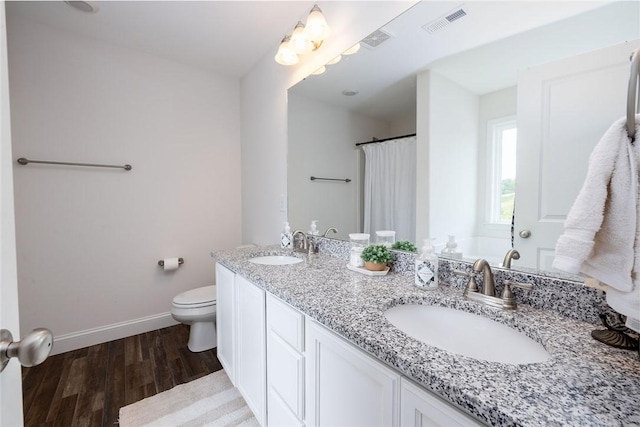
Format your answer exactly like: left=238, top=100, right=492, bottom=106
left=627, top=47, right=640, bottom=142
left=17, top=158, right=132, bottom=171
left=310, top=176, right=351, bottom=183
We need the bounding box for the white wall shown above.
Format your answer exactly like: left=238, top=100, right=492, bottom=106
left=416, top=70, right=479, bottom=245
left=389, top=113, right=417, bottom=137
left=240, top=1, right=417, bottom=245
left=288, top=93, right=390, bottom=239
left=7, top=16, right=242, bottom=353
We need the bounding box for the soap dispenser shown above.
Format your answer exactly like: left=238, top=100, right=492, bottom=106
left=308, top=220, right=320, bottom=236
left=415, top=238, right=438, bottom=290
left=281, top=222, right=293, bottom=249
left=441, top=235, right=462, bottom=259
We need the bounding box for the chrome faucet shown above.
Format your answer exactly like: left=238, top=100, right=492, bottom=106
left=502, top=249, right=520, bottom=269
left=292, top=230, right=308, bottom=251
left=473, top=259, right=496, bottom=296
left=323, top=227, right=338, bottom=237
left=292, top=230, right=317, bottom=255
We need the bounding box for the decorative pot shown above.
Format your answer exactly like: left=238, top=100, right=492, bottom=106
left=364, top=261, right=388, bottom=271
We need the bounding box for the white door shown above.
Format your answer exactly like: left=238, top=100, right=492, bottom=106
left=214, top=263, right=236, bottom=384
left=1, top=1, right=25, bottom=425
left=515, top=40, right=640, bottom=270
left=236, top=275, right=266, bottom=426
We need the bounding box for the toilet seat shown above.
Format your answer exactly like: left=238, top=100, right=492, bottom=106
left=172, top=285, right=217, bottom=308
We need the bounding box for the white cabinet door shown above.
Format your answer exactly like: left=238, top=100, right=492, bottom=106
left=236, top=275, right=266, bottom=426
left=267, top=294, right=305, bottom=427
left=400, top=378, right=484, bottom=427
left=306, top=319, right=400, bottom=427
left=515, top=40, right=640, bottom=270
left=215, top=263, right=236, bottom=384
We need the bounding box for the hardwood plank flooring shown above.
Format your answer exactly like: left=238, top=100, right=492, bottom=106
left=22, top=324, right=223, bottom=427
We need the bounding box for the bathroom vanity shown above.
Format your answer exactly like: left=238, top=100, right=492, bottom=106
left=212, top=243, right=640, bottom=427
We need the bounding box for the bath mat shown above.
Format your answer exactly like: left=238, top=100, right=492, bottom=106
left=119, top=370, right=259, bottom=426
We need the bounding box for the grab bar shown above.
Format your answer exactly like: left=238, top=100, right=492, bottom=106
left=627, top=48, right=640, bottom=142
left=17, top=158, right=132, bottom=171
left=310, top=176, right=351, bottom=183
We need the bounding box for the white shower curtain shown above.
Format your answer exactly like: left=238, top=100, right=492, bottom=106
left=362, top=136, right=416, bottom=242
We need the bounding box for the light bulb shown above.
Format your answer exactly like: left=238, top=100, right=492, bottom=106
left=290, top=22, right=313, bottom=55
left=304, top=4, right=330, bottom=43
left=274, top=36, right=299, bottom=66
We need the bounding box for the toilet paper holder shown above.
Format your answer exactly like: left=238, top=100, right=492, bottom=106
left=158, top=258, right=184, bottom=267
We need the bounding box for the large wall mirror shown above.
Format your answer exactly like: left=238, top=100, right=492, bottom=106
left=287, top=1, right=639, bottom=276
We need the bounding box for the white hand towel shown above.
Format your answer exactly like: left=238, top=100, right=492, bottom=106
left=553, top=115, right=640, bottom=329
left=553, top=116, right=638, bottom=292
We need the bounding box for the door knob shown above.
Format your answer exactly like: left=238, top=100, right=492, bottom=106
left=0, top=328, right=53, bottom=373
left=519, top=230, right=532, bottom=238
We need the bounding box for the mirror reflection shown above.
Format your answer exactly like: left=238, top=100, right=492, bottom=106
left=287, top=1, right=640, bottom=274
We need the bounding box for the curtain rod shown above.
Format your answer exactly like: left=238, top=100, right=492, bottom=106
left=355, top=133, right=416, bottom=147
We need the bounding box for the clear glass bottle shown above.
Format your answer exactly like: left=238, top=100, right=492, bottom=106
left=441, top=235, right=462, bottom=259
left=375, top=230, right=396, bottom=247
left=415, top=238, right=438, bottom=290
left=308, top=220, right=320, bottom=236
left=349, top=233, right=370, bottom=267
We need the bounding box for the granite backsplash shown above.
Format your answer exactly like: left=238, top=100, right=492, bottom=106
left=314, top=236, right=610, bottom=325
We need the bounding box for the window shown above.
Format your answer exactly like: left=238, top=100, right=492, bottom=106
left=487, top=117, right=517, bottom=224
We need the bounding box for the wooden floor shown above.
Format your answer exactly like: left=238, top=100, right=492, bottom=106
left=21, top=324, right=223, bottom=427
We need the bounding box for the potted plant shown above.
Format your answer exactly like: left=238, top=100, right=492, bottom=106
left=361, top=244, right=393, bottom=271
left=391, top=240, right=418, bottom=253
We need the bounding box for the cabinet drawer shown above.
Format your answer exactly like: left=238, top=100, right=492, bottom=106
left=267, top=293, right=304, bottom=351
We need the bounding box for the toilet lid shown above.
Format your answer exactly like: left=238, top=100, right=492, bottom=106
left=173, top=285, right=217, bottom=306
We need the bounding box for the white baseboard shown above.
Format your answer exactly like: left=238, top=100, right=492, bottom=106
left=50, top=312, right=179, bottom=355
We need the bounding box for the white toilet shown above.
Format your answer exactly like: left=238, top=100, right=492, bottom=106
left=170, top=285, right=217, bottom=352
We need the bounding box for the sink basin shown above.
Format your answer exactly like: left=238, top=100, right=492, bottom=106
left=384, top=304, right=550, bottom=364
left=248, top=255, right=303, bottom=266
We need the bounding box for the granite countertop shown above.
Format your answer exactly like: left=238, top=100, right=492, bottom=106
left=213, top=246, right=640, bottom=427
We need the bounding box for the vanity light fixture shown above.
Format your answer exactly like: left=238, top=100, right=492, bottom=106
left=275, top=36, right=299, bottom=66
left=308, top=42, right=361, bottom=78
left=275, top=4, right=330, bottom=66
left=290, top=22, right=314, bottom=55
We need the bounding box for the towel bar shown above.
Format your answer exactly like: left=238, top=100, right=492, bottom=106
left=310, top=176, right=351, bottom=183
left=17, top=157, right=132, bottom=171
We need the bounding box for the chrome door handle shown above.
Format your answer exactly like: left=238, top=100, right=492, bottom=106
left=519, top=230, right=532, bottom=238
left=0, top=328, right=53, bottom=372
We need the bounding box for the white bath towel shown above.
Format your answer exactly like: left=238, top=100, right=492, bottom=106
left=552, top=115, right=640, bottom=331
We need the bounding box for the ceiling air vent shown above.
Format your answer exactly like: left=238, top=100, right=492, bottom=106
left=423, top=7, right=468, bottom=34
left=361, top=28, right=393, bottom=49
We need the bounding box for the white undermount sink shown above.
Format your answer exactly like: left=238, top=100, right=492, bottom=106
left=384, top=304, right=550, bottom=364
left=248, top=255, right=303, bottom=265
